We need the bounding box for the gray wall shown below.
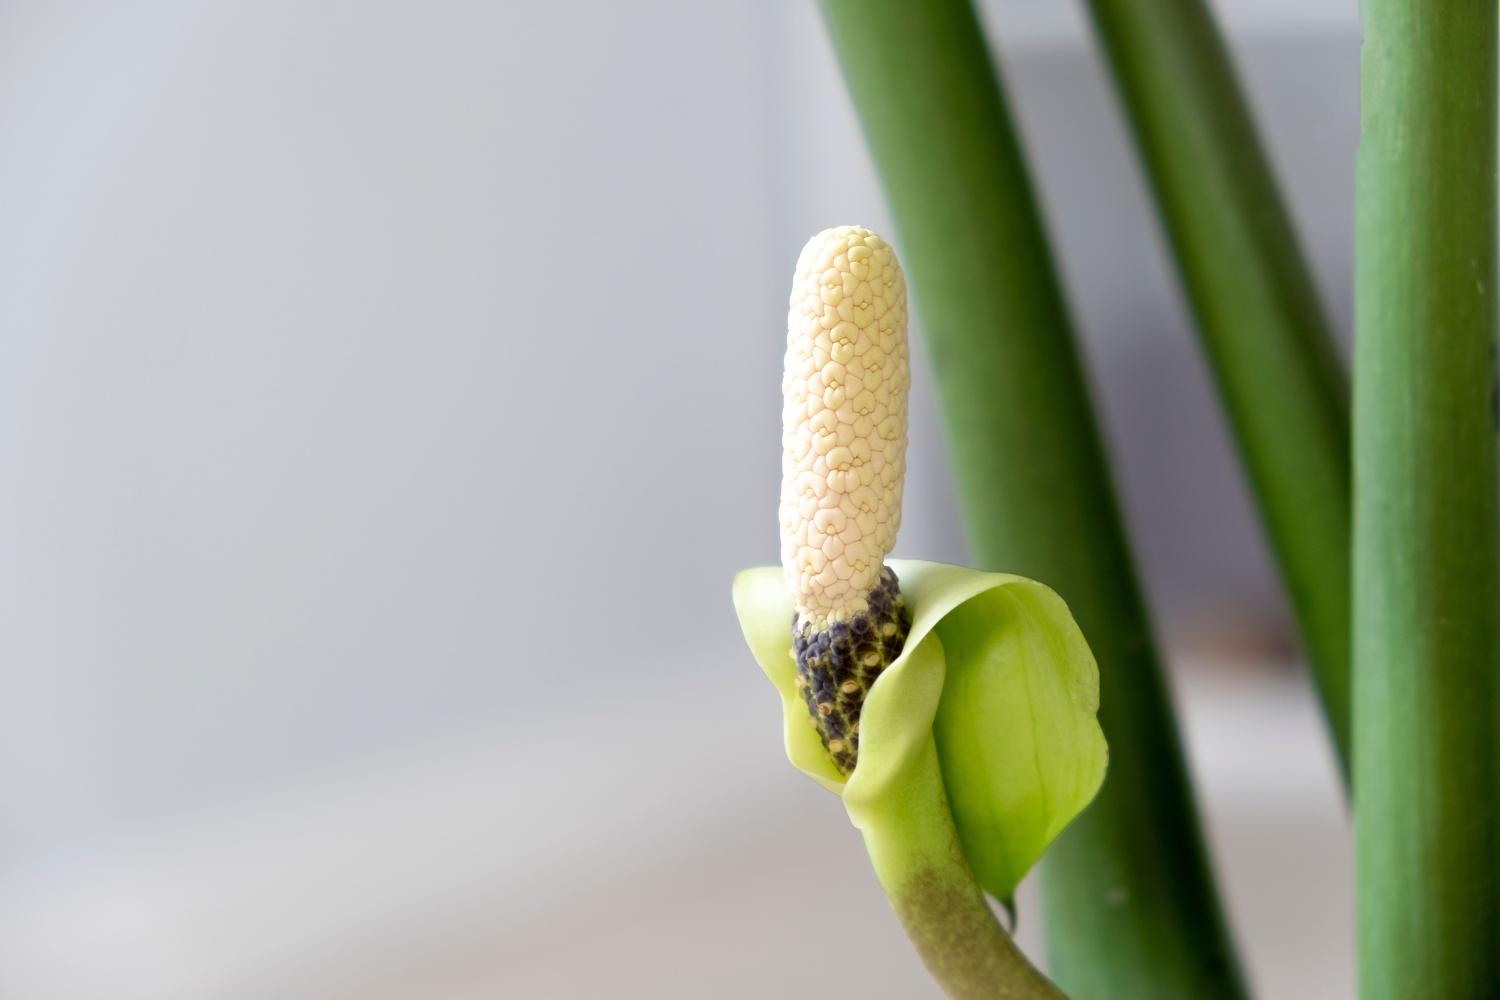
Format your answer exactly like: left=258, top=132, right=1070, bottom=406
left=2, top=0, right=1357, bottom=920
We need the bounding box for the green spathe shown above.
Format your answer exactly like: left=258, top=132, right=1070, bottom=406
left=732, top=559, right=1107, bottom=903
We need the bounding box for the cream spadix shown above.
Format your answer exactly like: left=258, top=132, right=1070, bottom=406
left=779, top=226, right=910, bottom=773
left=738, top=229, right=1104, bottom=1000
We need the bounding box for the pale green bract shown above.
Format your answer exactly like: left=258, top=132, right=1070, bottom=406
left=732, top=559, right=1107, bottom=902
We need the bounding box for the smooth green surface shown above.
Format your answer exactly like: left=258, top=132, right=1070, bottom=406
left=1354, top=1, right=1500, bottom=995
left=735, top=561, right=1104, bottom=998
left=818, top=2, right=1245, bottom=996
left=1084, top=0, right=1352, bottom=773
left=732, top=560, right=1107, bottom=902
left=932, top=576, right=1104, bottom=904
left=865, top=732, right=1064, bottom=1000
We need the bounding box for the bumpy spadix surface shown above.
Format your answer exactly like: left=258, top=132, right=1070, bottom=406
left=780, top=226, right=909, bottom=628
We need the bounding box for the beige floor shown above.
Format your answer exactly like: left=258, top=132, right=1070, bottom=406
left=1, top=654, right=1351, bottom=1000
left=383, top=661, right=1353, bottom=1000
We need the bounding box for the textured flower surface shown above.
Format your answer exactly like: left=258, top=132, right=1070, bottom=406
left=780, top=225, right=909, bottom=626
left=781, top=226, right=912, bottom=773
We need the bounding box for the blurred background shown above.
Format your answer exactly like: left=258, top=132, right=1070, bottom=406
left=2, top=1, right=1355, bottom=997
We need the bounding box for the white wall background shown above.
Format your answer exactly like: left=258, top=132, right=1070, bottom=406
left=2, top=2, right=1356, bottom=997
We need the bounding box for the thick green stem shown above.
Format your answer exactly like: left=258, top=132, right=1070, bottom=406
left=1083, top=0, right=1353, bottom=775
left=817, top=1, right=1246, bottom=996
left=855, top=735, right=1063, bottom=999
left=1354, top=1, right=1500, bottom=995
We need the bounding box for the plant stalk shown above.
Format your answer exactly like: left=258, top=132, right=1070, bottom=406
left=1082, top=0, right=1353, bottom=775
left=857, top=734, right=1064, bottom=999
left=1353, top=0, right=1500, bottom=995
left=817, top=1, right=1246, bottom=996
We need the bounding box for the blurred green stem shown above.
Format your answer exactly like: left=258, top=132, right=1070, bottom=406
left=1082, top=0, right=1352, bottom=776
left=1354, top=0, right=1500, bottom=995
left=817, top=1, right=1245, bottom=996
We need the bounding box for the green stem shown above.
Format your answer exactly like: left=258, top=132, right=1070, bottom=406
left=855, top=735, right=1063, bottom=999
left=1354, top=1, right=1500, bottom=996
left=1082, top=0, right=1353, bottom=775
left=816, top=1, right=1246, bottom=996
